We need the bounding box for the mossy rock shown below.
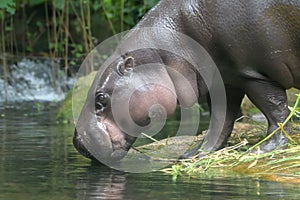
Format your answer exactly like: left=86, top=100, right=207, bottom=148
left=241, top=88, right=300, bottom=116
left=56, top=90, right=74, bottom=124
left=56, top=71, right=97, bottom=123
left=287, top=88, right=300, bottom=103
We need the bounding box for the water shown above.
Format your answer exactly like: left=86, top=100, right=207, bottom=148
left=0, top=58, right=74, bottom=103
left=1, top=104, right=300, bottom=200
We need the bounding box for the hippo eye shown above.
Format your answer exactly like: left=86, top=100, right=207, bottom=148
left=95, top=92, right=109, bottom=113
left=117, top=56, right=134, bottom=75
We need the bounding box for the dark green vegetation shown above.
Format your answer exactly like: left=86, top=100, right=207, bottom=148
left=0, top=0, right=158, bottom=57
left=0, top=0, right=159, bottom=98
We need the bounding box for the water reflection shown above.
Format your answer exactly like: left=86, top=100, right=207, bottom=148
left=75, top=164, right=127, bottom=200
left=74, top=163, right=300, bottom=200
left=0, top=103, right=300, bottom=200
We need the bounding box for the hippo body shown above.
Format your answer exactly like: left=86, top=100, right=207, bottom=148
left=74, top=0, right=300, bottom=161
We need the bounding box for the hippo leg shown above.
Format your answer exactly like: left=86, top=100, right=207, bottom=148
left=244, top=79, right=290, bottom=153
left=180, top=86, right=245, bottom=159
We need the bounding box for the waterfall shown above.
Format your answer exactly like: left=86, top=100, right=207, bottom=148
left=0, top=58, right=74, bottom=103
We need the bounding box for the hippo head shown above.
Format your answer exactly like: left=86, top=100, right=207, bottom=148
left=73, top=48, right=198, bottom=163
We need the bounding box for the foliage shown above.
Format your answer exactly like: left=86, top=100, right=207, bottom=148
left=0, top=0, right=16, bottom=15
left=0, top=0, right=159, bottom=103
left=0, top=0, right=159, bottom=71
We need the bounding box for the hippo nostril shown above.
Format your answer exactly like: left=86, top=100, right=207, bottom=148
left=122, top=135, right=136, bottom=151
left=122, top=142, right=132, bottom=151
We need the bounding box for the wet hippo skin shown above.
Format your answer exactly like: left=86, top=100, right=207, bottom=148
left=73, top=0, right=300, bottom=161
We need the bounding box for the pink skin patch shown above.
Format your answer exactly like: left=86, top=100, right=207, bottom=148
left=100, top=117, right=126, bottom=151
left=129, top=84, right=177, bottom=125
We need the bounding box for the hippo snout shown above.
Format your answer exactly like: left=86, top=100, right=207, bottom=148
left=73, top=128, right=94, bottom=159
left=73, top=115, right=138, bottom=162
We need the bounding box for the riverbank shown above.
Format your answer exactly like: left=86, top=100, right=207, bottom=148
left=127, top=122, right=300, bottom=183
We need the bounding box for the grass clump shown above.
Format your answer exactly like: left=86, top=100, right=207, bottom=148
left=162, top=94, right=300, bottom=183
left=162, top=141, right=300, bottom=183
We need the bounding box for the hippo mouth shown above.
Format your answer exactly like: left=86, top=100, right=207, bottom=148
left=73, top=115, right=136, bottom=162
left=96, top=117, right=136, bottom=159
left=73, top=128, right=95, bottom=159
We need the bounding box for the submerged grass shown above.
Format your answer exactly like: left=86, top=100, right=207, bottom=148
left=162, top=94, right=300, bottom=183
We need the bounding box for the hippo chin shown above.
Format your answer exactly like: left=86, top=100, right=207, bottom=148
left=74, top=0, right=300, bottom=163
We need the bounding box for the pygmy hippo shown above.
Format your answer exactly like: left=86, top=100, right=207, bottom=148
left=73, top=0, right=300, bottom=163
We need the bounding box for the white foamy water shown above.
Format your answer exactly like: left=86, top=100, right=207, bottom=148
left=0, top=58, right=74, bottom=103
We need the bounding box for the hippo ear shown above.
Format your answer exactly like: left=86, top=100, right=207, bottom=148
left=124, top=56, right=134, bottom=69
left=118, top=56, right=134, bottom=75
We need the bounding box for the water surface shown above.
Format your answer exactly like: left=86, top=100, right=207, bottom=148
left=0, top=103, right=299, bottom=200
